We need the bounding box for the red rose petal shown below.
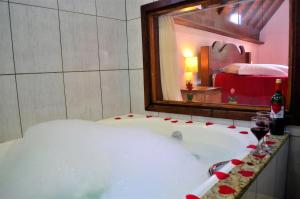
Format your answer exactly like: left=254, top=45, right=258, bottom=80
left=171, top=120, right=178, bottom=123
left=185, top=194, right=200, bottom=199
left=114, top=117, right=122, bottom=120
left=247, top=145, right=257, bottom=149
left=206, top=122, right=214, bottom=126
left=231, top=159, right=244, bottom=166
left=127, top=114, right=134, bottom=117
left=218, top=185, right=236, bottom=195
left=146, top=115, right=152, bottom=118
left=228, top=125, right=236, bottom=129
left=214, top=172, right=230, bottom=180
left=266, top=141, right=276, bottom=145
left=186, top=120, right=193, bottom=124
left=239, top=131, right=249, bottom=134
left=253, top=154, right=266, bottom=159
left=164, top=117, right=172, bottom=121
left=238, top=170, right=254, bottom=177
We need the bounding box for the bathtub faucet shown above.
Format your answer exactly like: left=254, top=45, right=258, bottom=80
left=208, top=160, right=229, bottom=176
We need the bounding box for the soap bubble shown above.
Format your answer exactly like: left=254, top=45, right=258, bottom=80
left=0, top=120, right=207, bottom=199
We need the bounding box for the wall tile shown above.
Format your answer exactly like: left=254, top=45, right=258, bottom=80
left=127, top=18, right=143, bottom=69
left=0, top=76, right=22, bottom=143
left=10, top=4, right=62, bottom=73
left=58, top=0, right=96, bottom=15
left=10, top=0, right=57, bottom=9
left=129, top=69, right=145, bottom=114
left=126, top=0, right=153, bottom=20
left=64, top=72, right=102, bottom=121
left=0, top=2, right=14, bottom=75
left=274, top=140, right=289, bottom=199
left=286, top=135, right=300, bottom=199
left=17, top=73, right=66, bottom=132
left=192, top=115, right=234, bottom=125
left=159, top=112, right=192, bottom=121
left=60, top=11, right=99, bottom=72
left=101, top=70, right=130, bottom=118
left=145, top=111, right=159, bottom=117
left=98, top=17, right=127, bottom=70
left=256, top=155, right=276, bottom=199
left=240, top=181, right=257, bottom=199
left=96, top=0, right=125, bottom=20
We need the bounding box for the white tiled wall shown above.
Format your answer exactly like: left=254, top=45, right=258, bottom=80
left=98, top=18, right=127, bottom=70
left=17, top=73, right=67, bottom=132
left=10, top=4, right=62, bottom=73
left=101, top=70, right=130, bottom=117
left=0, top=2, right=14, bottom=74
left=60, top=11, right=99, bottom=71
left=0, top=0, right=131, bottom=142
left=0, top=76, right=21, bottom=142
left=58, top=0, right=96, bottom=15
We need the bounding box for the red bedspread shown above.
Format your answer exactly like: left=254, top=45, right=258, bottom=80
left=215, top=72, right=288, bottom=106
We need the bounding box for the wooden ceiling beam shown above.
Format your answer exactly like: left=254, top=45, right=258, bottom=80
left=239, top=1, right=254, bottom=16
left=256, top=0, right=284, bottom=30
left=242, top=0, right=262, bottom=25
left=251, top=0, right=273, bottom=28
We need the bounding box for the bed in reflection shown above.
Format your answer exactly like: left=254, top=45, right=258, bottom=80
left=198, top=41, right=288, bottom=106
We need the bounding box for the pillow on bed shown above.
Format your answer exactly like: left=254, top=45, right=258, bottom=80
left=223, top=63, right=288, bottom=76
left=222, top=64, right=241, bottom=74
left=270, top=64, right=288, bottom=73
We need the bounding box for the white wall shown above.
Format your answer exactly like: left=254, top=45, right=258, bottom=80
left=0, top=0, right=159, bottom=143
left=257, top=0, right=289, bottom=65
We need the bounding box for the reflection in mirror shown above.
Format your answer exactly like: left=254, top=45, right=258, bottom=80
left=158, top=0, right=289, bottom=107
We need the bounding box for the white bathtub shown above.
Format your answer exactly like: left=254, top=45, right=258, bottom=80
left=97, top=114, right=258, bottom=197
left=0, top=114, right=257, bottom=198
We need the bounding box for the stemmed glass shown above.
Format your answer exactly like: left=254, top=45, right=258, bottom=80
left=256, top=111, right=272, bottom=153
left=250, top=116, right=270, bottom=155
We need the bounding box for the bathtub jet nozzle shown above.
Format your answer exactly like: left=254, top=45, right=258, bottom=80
left=171, top=131, right=183, bottom=141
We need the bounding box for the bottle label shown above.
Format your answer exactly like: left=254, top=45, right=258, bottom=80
left=271, top=105, right=284, bottom=118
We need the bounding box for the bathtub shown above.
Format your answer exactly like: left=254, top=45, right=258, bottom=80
left=97, top=114, right=258, bottom=197
left=0, top=114, right=257, bottom=198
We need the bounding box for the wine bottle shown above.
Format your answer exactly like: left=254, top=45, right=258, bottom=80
left=270, top=79, right=285, bottom=135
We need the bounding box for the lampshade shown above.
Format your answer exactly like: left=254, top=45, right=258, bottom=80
left=185, top=56, right=198, bottom=73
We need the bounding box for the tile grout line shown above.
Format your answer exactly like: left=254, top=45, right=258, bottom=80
left=8, top=1, right=126, bottom=21
left=95, top=0, right=104, bottom=119
left=0, top=68, right=136, bottom=76
left=56, top=0, right=68, bottom=119
left=125, top=0, right=132, bottom=113
left=127, top=16, right=141, bottom=21
left=7, top=1, right=23, bottom=137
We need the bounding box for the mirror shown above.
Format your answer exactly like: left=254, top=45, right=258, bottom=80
left=158, top=0, right=289, bottom=107
left=141, top=0, right=300, bottom=121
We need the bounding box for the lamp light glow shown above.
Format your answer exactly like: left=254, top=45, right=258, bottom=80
left=184, top=56, right=198, bottom=73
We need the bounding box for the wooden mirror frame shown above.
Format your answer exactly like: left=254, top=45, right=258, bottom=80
left=141, top=0, right=300, bottom=124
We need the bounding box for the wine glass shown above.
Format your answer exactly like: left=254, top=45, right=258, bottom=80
left=256, top=111, right=272, bottom=153
left=250, top=116, right=270, bottom=155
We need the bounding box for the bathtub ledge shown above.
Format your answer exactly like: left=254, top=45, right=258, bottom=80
left=201, top=134, right=289, bottom=199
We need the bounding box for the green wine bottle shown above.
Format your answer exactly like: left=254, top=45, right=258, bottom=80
left=270, top=79, right=285, bottom=135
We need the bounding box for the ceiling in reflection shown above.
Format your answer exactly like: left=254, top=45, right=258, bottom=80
left=172, top=0, right=284, bottom=43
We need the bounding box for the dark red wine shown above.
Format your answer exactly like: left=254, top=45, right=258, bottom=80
left=256, top=121, right=268, bottom=128
left=251, top=127, right=269, bottom=141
